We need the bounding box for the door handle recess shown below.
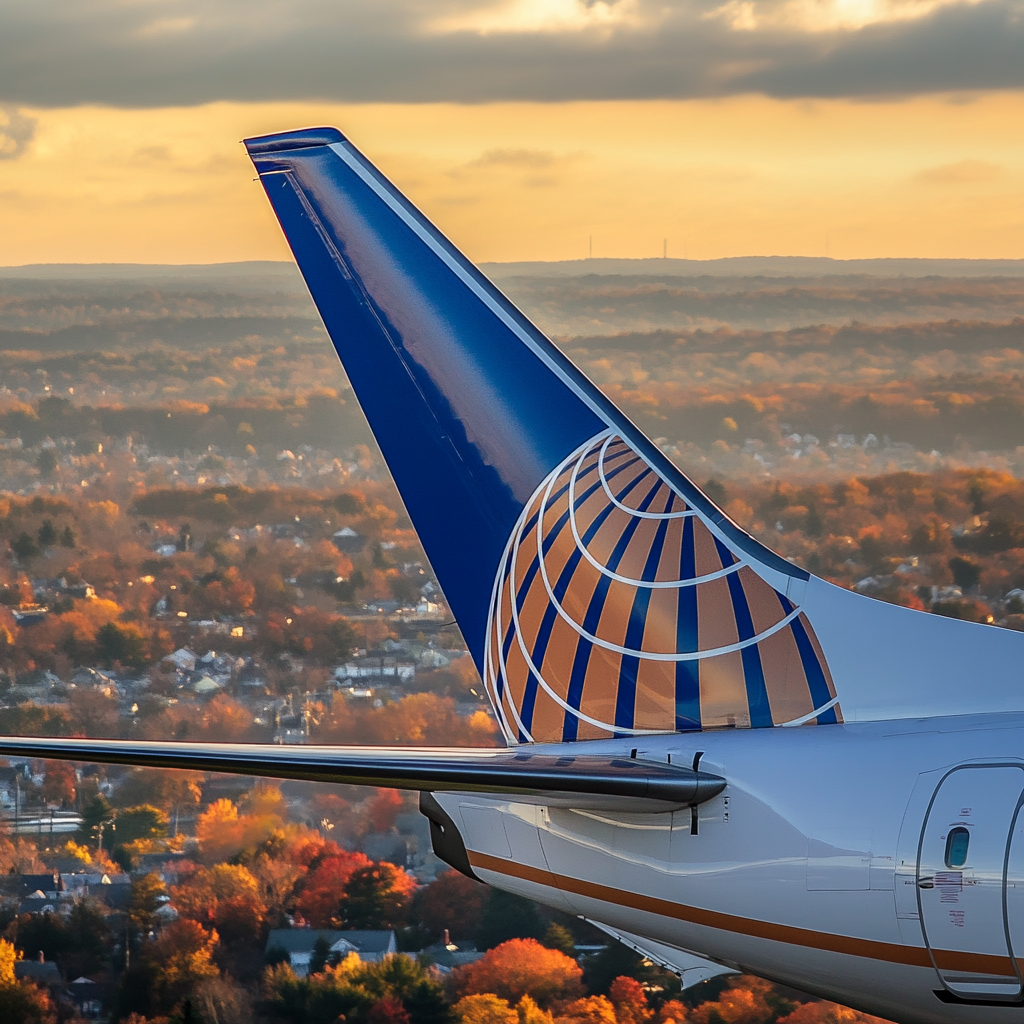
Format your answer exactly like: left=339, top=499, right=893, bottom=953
left=918, top=878, right=934, bottom=889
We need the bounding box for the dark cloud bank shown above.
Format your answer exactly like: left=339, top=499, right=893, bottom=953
left=0, top=0, right=1021, bottom=109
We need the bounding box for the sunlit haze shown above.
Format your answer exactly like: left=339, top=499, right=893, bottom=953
left=0, top=96, right=1020, bottom=265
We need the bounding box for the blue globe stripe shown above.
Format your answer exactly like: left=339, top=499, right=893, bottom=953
left=790, top=615, right=838, bottom=724
left=674, top=516, right=701, bottom=730
left=724, top=562, right=772, bottom=727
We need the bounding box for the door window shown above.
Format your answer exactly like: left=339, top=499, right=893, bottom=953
left=944, top=827, right=970, bottom=869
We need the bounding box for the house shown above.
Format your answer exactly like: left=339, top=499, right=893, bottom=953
left=334, top=654, right=415, bottom=683
left=273, top=710, right=308, bottom=745
left=16, top=954, right=62, bottom=991
left=163, top=648, right=197, bottom=673
left=20, top=871, right=64, bottom=897
left=68, top=977, right=102, bottom=1018
left=12, top=605, right=48, bottom=626
left=0, top=764, right=28, bottom=809
left=264, top=929, right=397, bottom=976
left=420, top=932, right=483, bottom=973
left=331, top=527, right=365, bottom=553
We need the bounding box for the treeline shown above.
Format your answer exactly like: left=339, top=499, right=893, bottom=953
left=718, top=467, right=1024, bottom=621
left=501, top=272, right=1024, bottom=334
left=602, top=374, right=1024, bottom=453
left=0, top=392, right=373, bottom=456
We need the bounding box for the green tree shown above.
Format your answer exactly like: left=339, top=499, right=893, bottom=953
left=341, top=863, right=415, bottom=930
left=309, top=934, right=332, bottom=976
left=542, top=923, right=576, bottom=958
left=37, top=520, right=57, bottom=547
left=12, top=532, right=40, bottom=560
left=115, top=805, right=169, bottom=845
left=475, top=890, right=545, bottom=951
left=59, top=526, right=75, bottom=548
left=78, top=793, right=113, bottom=847
left=96, top=621, right=147, bottom=667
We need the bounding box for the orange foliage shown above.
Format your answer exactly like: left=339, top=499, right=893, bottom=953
left=453, top=939, right=584, bottom=1008
left=454, top=994, right=519, bottom=1024
left=656, top=1001, right=687, bottom=1024
left=294, top=850, right=373, bottom=928
left=194, top=795, right=284, bottom=864
left=151, top=919, right=219, bottom=996
left=688, top=978, right=779, bottom=1024
left=172, top=863, right=267, bottom=943
left=552, top=997, right=618, bottom=1024
left=778, top=1003, right=894, bottom=1024
left=317, top=692, right=499, bottom=747
left=608, top=978, right=651, bottom=1024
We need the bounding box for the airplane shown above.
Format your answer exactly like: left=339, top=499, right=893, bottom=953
left=4, top=126, right=1024, bottom=1024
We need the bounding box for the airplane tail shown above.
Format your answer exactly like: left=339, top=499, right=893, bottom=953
left=245, top=127, right=1024, bottom=743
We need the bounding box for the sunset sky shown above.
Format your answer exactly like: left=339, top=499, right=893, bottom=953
left=1, top=0, right=1022, bottom=264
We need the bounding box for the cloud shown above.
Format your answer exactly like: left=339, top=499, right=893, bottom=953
left=916, top=159, right=1001, bottom=183
left=0, top=0, right=1021, bottom=106
left=0, top=106, right=36, bottom=159
left=469, top=149, right=560, bottom=168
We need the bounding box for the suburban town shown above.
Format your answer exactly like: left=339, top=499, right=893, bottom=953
left=5, top=261, right=1024, bottom=1022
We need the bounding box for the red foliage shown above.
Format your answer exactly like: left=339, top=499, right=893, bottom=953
left=368, top=996, right=412, bottom=1024
left=608, top=977, right=651, bottom=1024
left=294, top=850, right=373, bottom=927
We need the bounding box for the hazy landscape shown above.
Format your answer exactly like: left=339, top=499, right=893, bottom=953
left=1, top=257, right=1024, bottom=1021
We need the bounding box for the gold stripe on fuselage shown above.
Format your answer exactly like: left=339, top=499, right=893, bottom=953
left=468, top=850, right=1016, bottom=978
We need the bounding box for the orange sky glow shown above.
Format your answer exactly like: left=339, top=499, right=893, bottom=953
left=1, top=94, right=1022, bottom=265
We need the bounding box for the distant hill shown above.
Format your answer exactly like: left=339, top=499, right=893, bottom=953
left=4, top=256, right=1024, bottom=282
left=481, top=256, right=1024, bottom=279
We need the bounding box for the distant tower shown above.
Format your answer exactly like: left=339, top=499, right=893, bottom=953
left=589, top=235, right=593, bottom=259
left=663, top=239, right=667, bottom=259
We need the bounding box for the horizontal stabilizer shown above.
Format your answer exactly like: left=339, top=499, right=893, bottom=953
left=0, top=736, right=724, bottom=811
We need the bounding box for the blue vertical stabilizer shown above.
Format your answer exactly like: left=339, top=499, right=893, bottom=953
left=245, top=128, right=832, bottom=743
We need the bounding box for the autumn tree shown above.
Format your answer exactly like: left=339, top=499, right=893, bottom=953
left=340, top=862, right=418, bottom=930
left=409, top=870, right=488, bottom=944
left=40, top=761, right=76, bottom=808
left=115, top=805, right=169, bottom=845
left=370, top=996, right=413, bottom=1024
left=454, top=994, right=519, bottom=1024
left=294, top=850, right=372, bottom=928
left=129, top=872, right=169, bottom=935
left=777, top=1002, right=893, bottom=1024
left=453, top=939, right=584, bottom=1009
left=608, top=978, right=652, bottom=1024
left=173, top=863, right=268, bottom=944
left=552, top=997, right=617, bottom=1024
left=150, top=919, right=219, bottom=1004
left=687, top=977, right=794, bottom=1024
left=0, top=938, right=55, bottom=1024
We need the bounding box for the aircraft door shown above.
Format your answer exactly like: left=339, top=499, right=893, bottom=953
left=1002, top=795, right=1024, bottom=988
left=917, top=765, right=1024, bottom=1001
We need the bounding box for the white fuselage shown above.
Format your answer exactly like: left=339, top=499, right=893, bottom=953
left=439, top=713, right=1024, bottom=1024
